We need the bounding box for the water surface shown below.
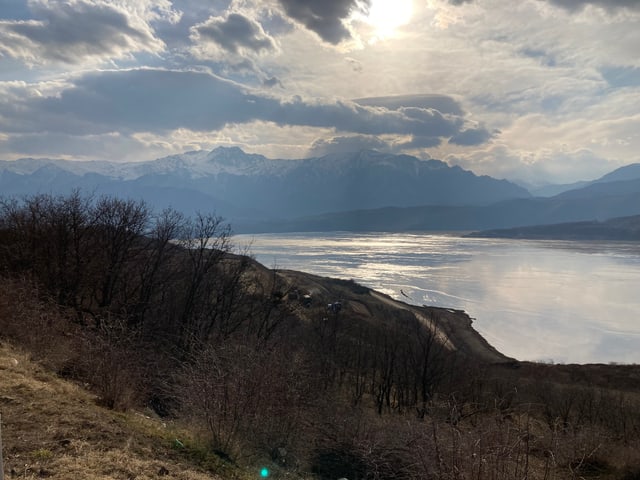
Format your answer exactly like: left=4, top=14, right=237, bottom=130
left=236, top=232, right=640, bottom=364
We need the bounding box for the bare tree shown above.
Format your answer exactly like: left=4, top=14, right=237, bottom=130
left=88, top=196, right=150, bottom=313
left=174, top=212, right=233, bottom=346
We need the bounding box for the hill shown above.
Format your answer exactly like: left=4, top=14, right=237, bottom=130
left=0, top=192, right=512, bottom=478
left=4, top=192, right=640, bottom=479
left=597, top=163, right=640, bottom=183
left=241, top=174, right=640, bottom=233
left=0, top=342, right=229, bottom=480
left=236, top=191, right=640, bottom=233
left=528, top=162, right=640, bottom=197
left=6, top=253, right=640, bottom=480
left=466, top=214, right=640, bottom=240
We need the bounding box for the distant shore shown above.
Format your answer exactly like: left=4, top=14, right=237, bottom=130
left=466, top=214, right=640, bottom=241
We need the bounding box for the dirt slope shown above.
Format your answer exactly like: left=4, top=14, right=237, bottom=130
left=275, top=269, right=512, bottom=364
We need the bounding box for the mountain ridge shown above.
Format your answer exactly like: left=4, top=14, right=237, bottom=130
left=0, top=148, right=531, bottom=221
left=529, top=162, right=640, bottom=197
left=3, top=148, right=640, bottom=233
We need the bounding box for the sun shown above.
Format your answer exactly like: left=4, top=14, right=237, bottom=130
left=363, top=0, right=414, bottom=37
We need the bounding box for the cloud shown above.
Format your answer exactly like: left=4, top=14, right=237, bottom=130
left=345, top=57, right=363, bottom=72
left=190, top=13, right=276, bottom=55
left=27, top=70, right=261, bottom=134
left=448, top=0, right=640, bottom=9
left=0, top=0, right=170, bottom=65
left=263, top=76, right=283, bottom=88
left=544, top=0, right=640, bottom=11
left=355, top=94, right=464, bottom=116
left=397, top=136, right=443, bottom=149
left=449, top=127, right=495, bottom=146
left=0, top=131, right=147, bottom=160
left=277, top=97, right=463, bottom=137
left=354, top=94, right=492, bottom=146
left=1, top=69, right=484, bottom=147
left=275, top=0, right=368, bottom=44
left=447, top=144, right=615, bottom=184
left=308, top=135, right=391, bottom=156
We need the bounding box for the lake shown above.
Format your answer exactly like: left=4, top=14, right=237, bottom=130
left=235, top=232, right=640, bottom=364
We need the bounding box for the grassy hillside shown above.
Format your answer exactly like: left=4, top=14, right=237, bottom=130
left=0, top=341, right=235, bottom=480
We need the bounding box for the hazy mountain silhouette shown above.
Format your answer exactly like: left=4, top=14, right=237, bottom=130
left=529, top=162, right=640, bottom=197
left=2, top=149, right=639, bottom=233
left=597, top=163, right=640, bottom=183
left=237, top=178, right=640, bottom=233
left=0, top=148, right=530, bottom=222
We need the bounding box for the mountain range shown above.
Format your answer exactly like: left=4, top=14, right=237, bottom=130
left=1, top=148, right=639, bottom=233
left=0, top=147, right=529, bottom=220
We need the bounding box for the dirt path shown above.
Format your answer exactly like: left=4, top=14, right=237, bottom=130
left=369, top=291, right=456, bottom=351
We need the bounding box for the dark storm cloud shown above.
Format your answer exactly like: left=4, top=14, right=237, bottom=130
left=2, top=69, right=477, bottom=142
left=355, top=94, right=464, bottom=116
left=191, top=13, right=276, bottom=54
left=275, top=0, right=369, bottom=44
left=0, top=0, right=162, bottom=64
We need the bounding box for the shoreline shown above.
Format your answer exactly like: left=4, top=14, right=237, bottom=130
left=274, top=268, right=515, bottom=366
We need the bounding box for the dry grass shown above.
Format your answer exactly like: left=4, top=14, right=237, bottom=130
left=0, top=342, right=227, bottom=480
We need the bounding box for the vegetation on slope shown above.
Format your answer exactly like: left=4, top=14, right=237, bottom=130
left=0, top=340, right=235, bottom=480
left=467, top=214, right=640, bottom=240
left=2, top=192, right=640, bottom=479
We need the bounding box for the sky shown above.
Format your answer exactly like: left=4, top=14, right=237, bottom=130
left=0, top=0, right=639, bottom=185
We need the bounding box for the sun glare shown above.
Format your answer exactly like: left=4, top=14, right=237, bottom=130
left=364, top=0, right=413, bottom=36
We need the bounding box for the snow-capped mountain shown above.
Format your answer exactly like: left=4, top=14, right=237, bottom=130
left=0, top=147, right=279, bottom=180
left=0, top=147, right=531, bottom=225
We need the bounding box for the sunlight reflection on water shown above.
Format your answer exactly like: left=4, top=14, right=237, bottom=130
left=236, top=232, right=640, bottom=364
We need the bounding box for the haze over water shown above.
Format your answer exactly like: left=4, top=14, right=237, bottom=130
left=237, top=232, right=640, bottom=365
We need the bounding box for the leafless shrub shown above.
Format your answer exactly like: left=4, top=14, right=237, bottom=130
left=74, top=318, right=150, bottom=411
left=0, top=275, right=78, bottom=370
left=177, top=338, right=314, bottom=463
